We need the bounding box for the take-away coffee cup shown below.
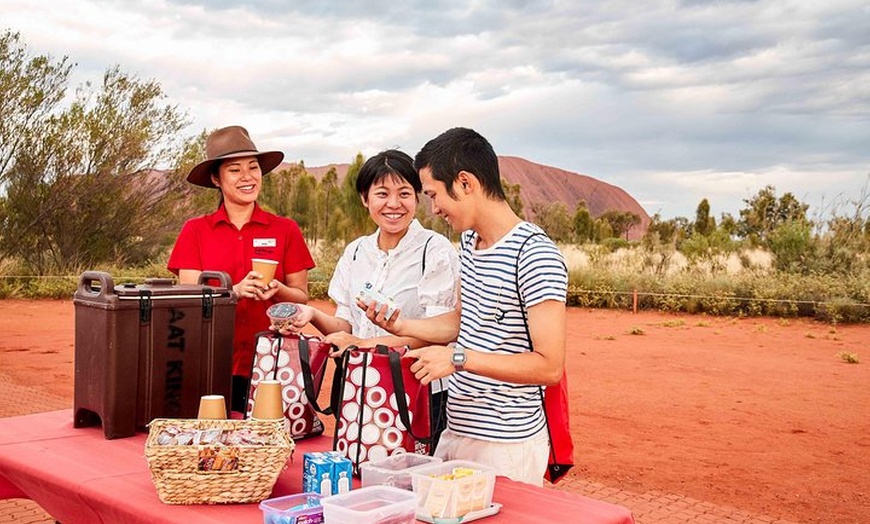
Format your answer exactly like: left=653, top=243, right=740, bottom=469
left=252, top=258, right=278, bottom=285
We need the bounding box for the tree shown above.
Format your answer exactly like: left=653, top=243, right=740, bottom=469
left=339, top=153, right=372, bottom=241
left=738, top=185, right=809, bottom=244
left=530, top=201, right=572, bottom=242
left=768, top=220, right=814, bottom=273
left=0, top=31, right=73, bottom=188
left=694, top=198, right=715, bottom=236
left=572, top=200, right=593, bottom=242
left=316, top=167, right=340, bottom=244
left=287, top=171, right=317, bottom=234
left=502, top=179, right=524, bottom=219
left=599, top=210, right=641, bottom=240
left=1, top=57, right=189, bottom=272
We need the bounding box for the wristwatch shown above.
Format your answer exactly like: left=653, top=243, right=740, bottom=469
left=451, top=345, right=467, bottom=372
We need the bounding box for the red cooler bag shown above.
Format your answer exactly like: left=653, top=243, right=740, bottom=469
left=331, top=345, right=431, bottom=474
left=247, top=332, right=332, bottom=440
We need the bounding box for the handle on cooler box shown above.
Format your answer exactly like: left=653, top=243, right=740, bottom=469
left=143, top=277, right=175, bottom=286
left=198, top=271, right=233, bottom=290
left=77, top=271, right=115, bottom=297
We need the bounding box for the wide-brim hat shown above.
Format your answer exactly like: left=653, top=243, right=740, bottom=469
left=187, top=125, right=285, bottom=188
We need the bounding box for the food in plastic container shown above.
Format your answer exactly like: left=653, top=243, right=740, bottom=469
left=267, top=302, right=300, bottom=331
left=410, top=460, right=496, bottom=520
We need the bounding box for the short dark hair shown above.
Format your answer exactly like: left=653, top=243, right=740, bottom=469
left=356, top=149, right=422, bottom=199
left=414, top=127, right=506, bottom=201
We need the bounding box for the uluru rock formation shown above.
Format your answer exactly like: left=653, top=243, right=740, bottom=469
left=293, top=156, right=650, bottom=240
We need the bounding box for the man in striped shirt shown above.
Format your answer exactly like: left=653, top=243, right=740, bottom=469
left=363, top=127, right=568, bottom=486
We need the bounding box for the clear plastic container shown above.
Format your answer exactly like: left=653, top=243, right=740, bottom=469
left=360, top=453, right=442, bottom=490
left=267, top=302, right=299, bottom=331
left=259, top=492, right=324, bottom=524
left=409, top=460, right=496, bottom=520
left=321, top=485, right=418, bottom=524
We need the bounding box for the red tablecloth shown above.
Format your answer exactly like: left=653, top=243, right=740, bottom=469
left=0, top=410, right=634, bottom=524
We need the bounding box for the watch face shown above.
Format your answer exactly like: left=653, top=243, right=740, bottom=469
left=451, top=347, right=466, bottom=368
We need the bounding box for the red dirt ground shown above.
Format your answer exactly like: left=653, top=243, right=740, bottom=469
left=0, top=299, right=868, bottom=523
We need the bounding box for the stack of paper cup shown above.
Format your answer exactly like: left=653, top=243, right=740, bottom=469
left=251, top=380, right=284, bottom=420
left=197, top=395, right=227, bottom=420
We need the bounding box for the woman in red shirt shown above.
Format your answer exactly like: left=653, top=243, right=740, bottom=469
left=168, top=125, right=315, bottom=412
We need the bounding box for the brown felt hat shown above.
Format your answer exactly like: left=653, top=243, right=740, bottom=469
left=187, top=126, right=285, bottom=188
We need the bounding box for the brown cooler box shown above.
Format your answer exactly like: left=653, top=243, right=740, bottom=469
left=73, top=271, right=237, bottom=439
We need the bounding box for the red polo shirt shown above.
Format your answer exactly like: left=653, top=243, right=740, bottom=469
left=167, top=204, right=315, bottom=376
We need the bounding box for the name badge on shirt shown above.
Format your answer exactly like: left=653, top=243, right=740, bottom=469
left=253, top=238, right=277, bottom=248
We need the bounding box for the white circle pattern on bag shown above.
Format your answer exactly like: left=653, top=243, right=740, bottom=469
left=366, top=386, right=387, bottom=408
left=347, top=422, right=360, bottom=441
left=388, top=393, right=411, bottom=411
left=361, top=423, right=380, bottom=445
left=349, top=366, right=365, bottom=386
left=277, top=349, right=291, bottom=368
left=342, top=401, right=360, bottom=423
left=362, top=405, right=374, bottom=424
left=374, top=407, right=394, bottom=428
left=342, top=383, right=356, bottom=402
left=289, top=402, right=305, bottom=419
left=258, top=354, right=275, bottom=373
left=277, top=366, right=294, bottom=385
left=382, top=427, right=403, bottom=449
left=347, top=442, right=366, bottom=463
left=282, top=384, right=301, bottom=405
left=256, top=338, right=272, bottom=355
left=363, top=367, right=380, bottom=387
left=368, top=444, right=389, bottom=462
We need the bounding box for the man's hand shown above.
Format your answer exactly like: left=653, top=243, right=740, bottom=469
left=324, top=332, right=363, bottom=357
left=406, top=345, right=455, bottom=385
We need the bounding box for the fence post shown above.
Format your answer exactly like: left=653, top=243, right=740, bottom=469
left=632, top=289, right=638, bottom=314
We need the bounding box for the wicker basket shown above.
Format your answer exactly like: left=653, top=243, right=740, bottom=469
left=145, top=418, right=294, bottom=504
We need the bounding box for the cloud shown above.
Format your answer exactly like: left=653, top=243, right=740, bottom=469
left=3, top=0, right=869, bottom=219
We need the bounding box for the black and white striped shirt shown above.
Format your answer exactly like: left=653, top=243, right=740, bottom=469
left=448, top=222, right=568, bottom=442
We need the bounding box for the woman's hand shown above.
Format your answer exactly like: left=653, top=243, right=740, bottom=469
left=253, top=279, right=281, bottom=301
left=357, top=297, right=405, bottom=335
left=234, top=271, right=270, bottom=299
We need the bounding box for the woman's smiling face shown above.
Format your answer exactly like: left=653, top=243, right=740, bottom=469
left=212, top=156, right=262, bottom=205
left=363, top=174, right=418, bottom=238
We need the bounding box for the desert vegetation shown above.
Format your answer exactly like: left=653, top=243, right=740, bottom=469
left=2, top=31, right=869, bottom=321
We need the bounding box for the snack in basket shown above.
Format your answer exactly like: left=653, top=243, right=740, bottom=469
left=267, top=302, right=300, bottom=331
left=145, top=418, right=294, bottom=505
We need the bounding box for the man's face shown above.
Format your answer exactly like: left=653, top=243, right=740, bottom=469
left=420, top=167, right=465, bottom=232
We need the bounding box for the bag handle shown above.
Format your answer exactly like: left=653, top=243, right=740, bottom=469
left=383, top=345, right=431, bottom=445
left=329, top=347, right=354, bottom=425
left=515, top=233, right=560, bottom=467
left=299, top=336, right=336, bottom=416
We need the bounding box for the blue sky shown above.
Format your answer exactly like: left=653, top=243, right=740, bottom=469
left=5, top=0, right=869, bottom=220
